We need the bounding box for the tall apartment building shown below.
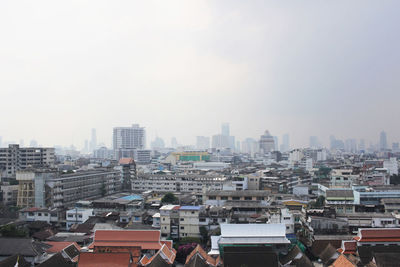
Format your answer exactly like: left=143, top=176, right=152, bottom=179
left=16, top=169, right=122, bottom=209
left=113, top=124, right=146, bottom=160
left=0, top=144, right=55, bottom=178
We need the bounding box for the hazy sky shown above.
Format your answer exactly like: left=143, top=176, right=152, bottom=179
left=1, top=0, right=399, bottom=148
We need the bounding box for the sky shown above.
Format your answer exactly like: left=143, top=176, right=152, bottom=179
left=0, top=0, right=399, bottom=149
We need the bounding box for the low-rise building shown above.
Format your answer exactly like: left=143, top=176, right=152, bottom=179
left=178, top=206, right=201, bottom=238
left=66, top=208, right=94, bottom=230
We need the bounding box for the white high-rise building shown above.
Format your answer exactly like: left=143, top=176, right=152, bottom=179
left=113, top=124, right=146, bottom=159
left=384, top=157, right=398, bottom=176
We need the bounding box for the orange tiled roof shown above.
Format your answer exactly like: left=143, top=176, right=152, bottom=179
left=185, top=244, right=222, bottom=266
left=160, top=240, right=173, bottom=249
left=44, top=241, right=81, bottom=253
left=78, top=252, right=133, bottom=267
left=329, top=254, right=356, bottom=267
left=140, top=244, right=176, bottom=266
left=119, top=158, right=134, bottom=165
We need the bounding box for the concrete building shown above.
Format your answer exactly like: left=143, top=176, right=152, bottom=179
left=178, top=206, right=201, bottom=238
left=384, top=157, right=398, bottom=175
left=0, top=144, right=55, bottom=178
left=132, top=174, right=225, bottom=193
left=0, top=184, right=18, bottom=206
left=160, top=205, right=180, bottom=238
left=16, top=169, right=122, bottom=209
left=66, top=208, right=94, bottom=230
left=259, top=130, right=275, bottom=154
left=196, top=136, right=210, bottom=150
left=113, top=124, right=146, bottom=160
left=379, top=130, right=387, bottom=151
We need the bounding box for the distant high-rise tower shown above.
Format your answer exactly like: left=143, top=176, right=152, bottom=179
left=221, top=123, right=230, bottom=137
left=84, top=139, right=89, bottom=153
left=280, top=134, right=290, bottom=152
left=309, top=136, right=319, bottom=148
left=259, top=130, right=275, bottom=154
left=171, top=137, right=178, bottom=149
left=30, top=140, right=38, bottom=147
left=380, top=131, right=387, bottom=151
left=196, top=136, right=210, bottom=150
left=90, top=128, right=97, bottom=152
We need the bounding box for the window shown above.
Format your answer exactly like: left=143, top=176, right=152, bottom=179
left=180, top=218, right=184, bottom=221
left=68, top=214, right=73, bottom=218
left=221, top=218, right=226, bottom=222
left=199, top=218, right=206, bottom=222
left=38, top=213, right=42, bottom=216
left=44, top=213, right=48, bottom=216
left=245, top=197, right=252, bottom=200
left=191, top=211, right=195, bottom=214
left=209, top=196, right=216, bottom=200
left=78, top=215, right=82, bottom=218
left=180, top=226, right=184, bottom=230
left=232, top=197, right=240, bottom=200
left=221, top=196, right=228, bottom=200
left=28, top=212, right=34, bottom=216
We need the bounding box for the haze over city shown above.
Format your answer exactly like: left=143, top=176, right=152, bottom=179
left=1, top=0, right=400, bottom=148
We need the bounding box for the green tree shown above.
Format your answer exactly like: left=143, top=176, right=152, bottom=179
left=199, top=226, right=208, bottom=243
left=0, top=224, right=27, bottom=237
left=161, top=193, right=178, bottom=204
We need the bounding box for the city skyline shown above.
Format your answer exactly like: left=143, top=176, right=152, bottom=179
left=1, top=1, right=400, bottom=149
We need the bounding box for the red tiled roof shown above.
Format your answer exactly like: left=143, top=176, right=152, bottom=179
left=338, top=240, right=357, bottom=254
left=78, top=252, right=133, bottom=267
left=93, top=230, right=162, bottom=250
left=93, top=242, right=160, bottom=250
left=355, top=228, right=400, bottom=242
left=94, top=230, right=160, bottom=242
left=119, top=158, right=134, bottom=165
left=44, top=242, right=81, bottom=253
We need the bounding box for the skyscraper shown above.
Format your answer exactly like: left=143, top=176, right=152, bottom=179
left=259, top=130, right=275, bottom=154
left=221, top=123, right=230, bottom=137
left=280, top=134, right=290, bottom=152
left=171, top=137, right=178, bottom=149
left=380, top=131, right=387, bottom=151
left=196, top=136, right=210, bottom=150
left=90, top=128, right=97, bottom=152
left=309, top=136, right=319, bottom=148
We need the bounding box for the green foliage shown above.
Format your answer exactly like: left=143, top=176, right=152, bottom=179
left=310, top=195, right=325, bottom=208
left=161, top=193, right=178, bottom=204
left=199, top=226, right=208, bottom=243
left=0, top=224, right=27, bottom=237
left=179, top=237, right=201, bottom=244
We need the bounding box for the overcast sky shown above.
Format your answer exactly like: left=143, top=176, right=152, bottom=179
left=0, top=0, right=399, bottom=149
